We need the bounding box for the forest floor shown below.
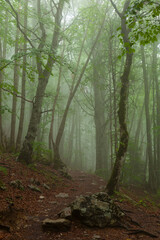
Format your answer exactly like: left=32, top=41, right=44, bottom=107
left=0, top=154, right=160, bottom=240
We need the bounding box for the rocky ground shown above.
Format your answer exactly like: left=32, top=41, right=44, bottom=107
left=0, top=154, right=160, bottom=240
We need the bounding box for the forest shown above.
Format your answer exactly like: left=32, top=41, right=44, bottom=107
left=0, top=0, right=160, bottom=239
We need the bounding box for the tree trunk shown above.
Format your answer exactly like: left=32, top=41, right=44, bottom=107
left=92, top=46, right=108, bottom=175
left=17, top=0, right=65, bottom=164
left=106, top=0, right=133, bottom=195
left=16, top=0, right=29, bottom=151
left=10, top=17, right=20, bottom=150
left=152, top=42, right=160, bottom=186
left=141, top=45, right=156, bottom=192
left=0, top=12, right=8, bottom=147
left=53, top=11, right=107, bottom=169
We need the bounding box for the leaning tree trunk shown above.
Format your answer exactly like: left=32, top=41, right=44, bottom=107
left=106, top=0, right=133, bottom=195
left=17, top=0, right=65, bottom=164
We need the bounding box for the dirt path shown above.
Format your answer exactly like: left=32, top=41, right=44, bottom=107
left=0, top=155, right=160, bottom=240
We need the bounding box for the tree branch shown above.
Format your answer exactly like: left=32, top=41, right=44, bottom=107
left=2, top=88, right=33, bottom=104
left=5, top=0, right=35, bottom=48
left=109, top=0, right=122, bottom=17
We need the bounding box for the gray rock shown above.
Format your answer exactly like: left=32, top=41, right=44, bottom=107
left=58, top=207, right=72, bottom=219
left=10, top=180, right=24, bottom=190
left=43, top=183, right=50, bottom=190
left=56, top=193, right=69, bottom=198
left=67, top=192, right=124, bottom=228
left=42, top=218, right=71, bottom=232
left=28, top=184, right=41, bottom=193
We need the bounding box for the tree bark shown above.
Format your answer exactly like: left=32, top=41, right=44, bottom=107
left=53, top=10, right=107, bottom=169
left=152, top=42, right=160, bottom=186
left=106, top=0, right=133, bottom=195
left=16, top=0, right=29, bottom=151
left=141, top=45, right=156, bottom=192
left=92, top=45, right=108, bottom=175
left=17, top=0, right=65, bottom=164
left=10, top=10, right=20, bottom=149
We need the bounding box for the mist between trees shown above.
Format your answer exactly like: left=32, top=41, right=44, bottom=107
left=0, top=0, right=160, bottom=194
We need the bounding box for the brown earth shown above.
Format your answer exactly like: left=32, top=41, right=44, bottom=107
left=0, top=154, right=160, bottom=240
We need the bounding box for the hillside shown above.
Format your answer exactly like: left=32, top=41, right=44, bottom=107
left=0, top=154, right=160, bottom=240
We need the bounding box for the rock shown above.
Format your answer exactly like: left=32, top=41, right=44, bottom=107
left=30, top=178, right=41, bottom=186
left=28, top=184, right=41, bottom=193
left=58, top=207, right=72, bottom=219
left=10, top=180, right=24, bottom=190
left=49, top=201, right=57, bottom=205
left=42, top=218, right=71, bottom=232
left=0, top=183, right=6, bottom=191
left=39, top=196, right=45, bottom=199
left=56, top=193, right=69, bottom=198
left=43, top=183, right=50, bottom=190
left=92, top=234, right=104, bottom=240
left=59, top=167, right=72, bottom=180
left=67, top=192, right=124, bottom=228
left=91, top=182, right=97, bottom=185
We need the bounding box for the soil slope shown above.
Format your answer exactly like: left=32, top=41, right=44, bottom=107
left=0, top=154, right=160, bottom=240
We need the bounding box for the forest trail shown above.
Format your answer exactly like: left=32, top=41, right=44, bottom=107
left=0, top=154, right=160, bottom=240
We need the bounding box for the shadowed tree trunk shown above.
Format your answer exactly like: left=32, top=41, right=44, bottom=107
left=106, top=0, right=133, bottom=195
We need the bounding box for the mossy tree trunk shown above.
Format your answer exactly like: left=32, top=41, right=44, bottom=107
left=106, top=0, right=133, bottom=195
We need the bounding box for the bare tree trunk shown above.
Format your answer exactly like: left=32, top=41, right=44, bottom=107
left=0, top=12, right=8, bottom=147
left=108, top=24, right=118, bottom=155
left=16, top=0, right=29, bottom=151
left=17, top=0, right=65, bottom=164
left=106, top=0, right=133, bottom=195
left=141, top=45, right=156, bottom=192
left=92, top=46, right=108, bottom=175
left=53, top=11, right=107, bottom=169
left=152, top=42, right=160, bottom=186
left=10, top=15, right=20, bottom=149
left=66, top=113, right=75, bottom=166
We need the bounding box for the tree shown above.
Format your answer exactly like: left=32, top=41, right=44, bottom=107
left=16, top=0, right=29, bottom=151
left=11, top=0, right=66, bottom=164
left=106, top=0, right=133, bottom=195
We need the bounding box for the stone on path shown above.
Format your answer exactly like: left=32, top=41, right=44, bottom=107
left=60, top=192, right=124, bottom=228
left=42, top=218, right=71, bottom=232
left=56, top=193, right=69, bottom=198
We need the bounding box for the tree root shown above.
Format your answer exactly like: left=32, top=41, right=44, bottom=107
left=127, top=229, right=158, bottom=238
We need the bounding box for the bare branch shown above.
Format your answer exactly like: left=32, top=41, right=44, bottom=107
left=109, top=0, right=122, bottom=17
left=2, top=88, right=33, bottom=104
left=5, top=0, right=35, bottom=48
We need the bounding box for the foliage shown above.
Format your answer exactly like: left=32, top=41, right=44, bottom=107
left=32, top=141, right=52, bottom=164
left=0, top=166, right=8, bottom=175
left=126, top=0, right=160, bottom=45
left=122, top=139, right=145, bottom=185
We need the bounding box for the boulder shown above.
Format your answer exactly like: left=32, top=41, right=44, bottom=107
left=42, top=218, right=71, bottom=232
left=60, top=192, right=124, bottom=228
